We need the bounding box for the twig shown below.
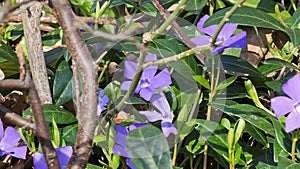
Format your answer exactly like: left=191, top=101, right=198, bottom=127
left=0, top=104, right=36, bottom=131
left=151, top=0, right=206, bottom=63
left=51, top=0, right=98, bottom=168
left=27, top=74, right=60, bottom=168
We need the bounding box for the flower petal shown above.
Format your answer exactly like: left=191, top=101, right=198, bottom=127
left=142, top=67, right=157, bottom=80
left=197, top=15, right=217, bottom=36
left=161, top=122, right=178, bottom=137
left=145, top=54, right=157, bottom=62
left=56, top=146, right=73, bottom=168
left=139, top=87, right=155, bottom=101
left=0, top=119, right=3, bottom=141
left=285, top=111, right=300, bottom=133
left=121, top=81, right=132, bottom=91
left=151, top=68, right=172, bottom=89
left=112, top=144, right=128, bottom=157
left=124, top=61, right=137, bottom=79
left=3, top=146, right=27, bottom=159
left=139, top=111, right=163, bottom=122
left=150, top=93, right=171, bottom=115
left=33, top=152, right=48, bottom=169
left=115, top=125, right=128, bottom=145
left=213, top=31, right=247, bottom=55
left=218, top=24, right=238, bottom=39
left=190, top=35, right=211, bottom=46
left=128, top=123, right=148, bottom=131
left=126, top=158, right=136, bottom=169
left=282, top=75, right=300, bottom=101
left=0, top=127, right=21, bottom=149
left=271, top=96, right=294, bottom=118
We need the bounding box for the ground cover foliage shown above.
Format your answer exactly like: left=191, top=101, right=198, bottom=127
left=0, top=0, right=300, bottom=168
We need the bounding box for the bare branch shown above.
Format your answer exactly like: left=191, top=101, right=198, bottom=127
left=51, top=0, right=98, bottom=168
left=21, top=2, right=52, bottom=103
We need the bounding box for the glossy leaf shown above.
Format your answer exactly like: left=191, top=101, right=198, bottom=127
left=24, top=104, right=77, bottom=124
left=264, top=58, right=300, bottom=71
left=127, top=125, right=172, bottom=169
left=221, top=55, right=266, bottom=85
left=216, top=75, right=238, bottom=91
left=278, top=156, right=300, bottom=169
left=291, top=7, right=300, bottom=28
left=204, top=6, right=286, bottom=32
left=225, top=0, right=276, bottom=13
left=185, top=0, right=207, bottom=14
left=0, top=41, right=19, bottom=65
left=194, top=75, right=210, bottom=89
left=209, top=100, right=275, bottom=136
left=53, top=60, right=74, bottom=106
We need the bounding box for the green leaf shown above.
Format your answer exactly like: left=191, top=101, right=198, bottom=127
left=0, top=41, right=19, bottom=65
left=42, top=29, right=61, bottom=46
left=103, top=81, right=121, bottom=103
left=216, top=75, right=238, bottom=91
left=62, top=124, right=78, bottom=146
left=53, top=60, right=74, bottom=106
left=270, top=118, right=291, bottom=155
left=24, top=104, right=77, bottom=124
left=139, top=2, right=157, bottom=17
left=278, top=156, right=300, bottom=169
left=264, top=58, right=300, bottom=72
left=209, top=100, right=275, bottom=136
left=234, top=145, right=242, bottom=165
left=233, top=119, right=245, bottom=146
left=204, top=6, right=286, bottom=32
left=221, top=55, right=266, bottom=85
left=286, top=28, right=300, bottom=46
left=52, top=116, right=60, bottom=148
left=244, top=124, right=268, bottom=145
left=193, top=75, right=210, bottom=89
left=193, top=119, right=234, bottom=168
left=258, top=64, right=282, bottom=75
left=221, top=118, right=231, bottom=130
left=86, top=163, right=105, bottom=169
left=225, top=0, right=276, bottom=13
left=185, top=0, right=207, bottom=14
left=127, top=125, right=172, bottom=169
left=291, top=7, right=300, bottom=28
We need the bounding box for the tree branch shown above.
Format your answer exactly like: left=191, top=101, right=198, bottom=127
left=51, top=0, right=98, bottom=168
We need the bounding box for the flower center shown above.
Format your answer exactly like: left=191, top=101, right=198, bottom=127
left=294, top=101, right=300, bottom=114
left=140, top=78, right=151, bottom=88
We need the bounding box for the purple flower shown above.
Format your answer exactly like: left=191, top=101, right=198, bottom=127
left=139, top=92, right=178, bottom=137
left=121, top=54, right=172, bottom=101
left=271, top=75, right=300, bottom=133
left=112, top=123, right=147, bottom=169
left=0, top=119, right=27, bottom=159
left=33, top=146, right=73, bottom=169
left=190, top=14, right=247, bottom=55
left=97, top=89, right=110, bottom=115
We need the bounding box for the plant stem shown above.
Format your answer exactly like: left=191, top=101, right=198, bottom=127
left=148, top=0, right=188, bottom=41
left=291, top=130, right=298, bottom=162
left=210, top=0, right=247, bottom=46
left=143, top=45, right=210, bottom=68
left=115, top=50, right=147, bottom=111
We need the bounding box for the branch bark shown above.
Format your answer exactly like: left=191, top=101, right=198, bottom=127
left=51, top=0, right=98, bottom=168
left=21, top=2, right=53, bottom=104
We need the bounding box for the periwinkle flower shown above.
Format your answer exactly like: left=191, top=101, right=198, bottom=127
left=121, top=54, right=172, bottom=101
left=271, top=75, right=300, bottom=133
left=190, top=14, right=247, bottom=55
left=0, top=119, right=27, bottom=159
left=112, top=123, right=147, bottom=169
left=33, top=146, right=73, bottom=169
left=139, top=92, right=178, bottom=137
left=97, top=89, right=110, bottom=115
